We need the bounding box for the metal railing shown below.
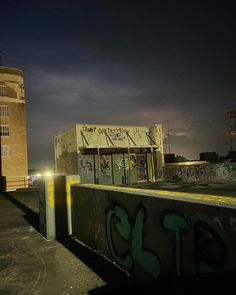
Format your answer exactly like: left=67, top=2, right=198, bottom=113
left=6, top=177, right=30, bottom=191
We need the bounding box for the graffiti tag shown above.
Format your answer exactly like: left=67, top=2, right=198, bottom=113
left=106, top=206, right=161, bottom=279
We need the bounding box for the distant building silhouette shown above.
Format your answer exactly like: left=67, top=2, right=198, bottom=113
left=164, top=153, right=175, bottom=163
left=0, top=66, right=28, bottom=189
left=200, top=152, right=218, bottom=162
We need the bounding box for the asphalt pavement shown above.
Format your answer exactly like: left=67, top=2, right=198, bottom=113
left=0, top=189, right=137, bottom=295
left=0, top=184, right=235, bottom=294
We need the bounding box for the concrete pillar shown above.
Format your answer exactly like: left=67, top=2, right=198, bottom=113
left=39, top=175, right=80, bottom=240
left=39, top=177, right=56, bottom=240
left=66, top=175, right=80, bottom=235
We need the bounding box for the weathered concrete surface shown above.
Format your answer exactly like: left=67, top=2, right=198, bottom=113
left=71, top=184, right=236, bottom=283
left=0, top=191, right=136, bottom=294
left=164, top=162, right=236, bottom=183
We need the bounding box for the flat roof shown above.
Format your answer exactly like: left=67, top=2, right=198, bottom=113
left=76, top=123, right=162, bottom=129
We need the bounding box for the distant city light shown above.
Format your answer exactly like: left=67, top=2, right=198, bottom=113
left=45, top=171, right=52, bottom=177
left=36, top=173, right=41, bottom=177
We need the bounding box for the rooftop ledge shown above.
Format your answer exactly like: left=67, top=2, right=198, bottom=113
left=74, top=184, right=236, bottom=209
left=0, top=66, right=23, bottom=77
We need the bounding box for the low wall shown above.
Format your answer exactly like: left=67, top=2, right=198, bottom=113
left=164, top=163, right=236, bottom=183
left=71, top=184, right=236, bottom=281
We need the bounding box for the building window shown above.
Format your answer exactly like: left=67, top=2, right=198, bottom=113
left=0, top=105, right=9, bottom=117
left=0, top=125, right=9, bottom=136
left=1, top=145, right=10, bottom=158
left=0, top=86, right=7, bottom=97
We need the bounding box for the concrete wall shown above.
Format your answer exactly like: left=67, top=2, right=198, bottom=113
left=54, top=126, right=77, bottom=175
left=71, top=184, right=236, bottom=281
left=164, top=163, right=236, bottom=183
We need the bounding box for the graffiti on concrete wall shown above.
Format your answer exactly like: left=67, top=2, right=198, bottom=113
left=215, top=164, right=234, bottom=181
left=80, top=125, right=152, bottom=146
left=105, top=204, right=236, bottom=279
left=109, top=132, right=126, bottom=141
left=175, top=165, right=205, bottom=182
left=163, top=212, right=188, bottom=276
left=168, top=163, right=236, bottom=183
left=106, top=205, right=161, bottom=279
left=114, top=155, right=124, bottom=170
left=100, top=155, right=112, bottom=176
left=80, top=156, right=94, bottom=180
left=132, top=127, right=142, bottom=140
left=82, top=126, right=129, bottom=134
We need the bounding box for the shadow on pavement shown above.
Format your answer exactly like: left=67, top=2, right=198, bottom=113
left=58, top=235, right=236, bottom=294
left=88, top=270, right=236, bottom=294
left=3, top=192, right=39, bottom=231
left=58, top=236, right=137, bottom=289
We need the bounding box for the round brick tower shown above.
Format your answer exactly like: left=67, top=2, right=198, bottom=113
left=0, top=66, right=28, bottom=190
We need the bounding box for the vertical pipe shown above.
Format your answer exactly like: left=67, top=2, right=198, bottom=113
left=145, top=153, right=148, bottom=181
left=97, top=148, right=100, bottom=184
left=93, top=154, right=96, bottom=184
left=128, top=147, right=131, bottom=185
left=151, top=147, right=156, bottom=183
left=111, top=154, right=114, bottom=184
left=123, top=153, right=126, bottom=184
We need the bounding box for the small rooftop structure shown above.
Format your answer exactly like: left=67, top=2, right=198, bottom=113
left=54, top=123, right=164, bottom=185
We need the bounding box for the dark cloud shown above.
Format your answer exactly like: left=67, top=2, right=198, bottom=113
left=1, top=1, right=236, bottom=167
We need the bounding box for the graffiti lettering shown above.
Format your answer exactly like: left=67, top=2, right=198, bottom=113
left=106, top=207, right=132, bottom=269
left=104, top=202, right=236, bottom=280
left=82, top=126, right=96, bottom=132
left=192, top=215, right=229, bottom=273
left=106, top=206, right=161, bottom=279
left=163, top=213, right=188, bottom=276
left=98, top=127, right=129, bottom=134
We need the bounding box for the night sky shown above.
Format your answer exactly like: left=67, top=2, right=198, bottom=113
left=1, top=0, right=236, bottom=169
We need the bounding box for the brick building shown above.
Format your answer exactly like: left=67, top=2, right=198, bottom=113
left=0, top=66, right=28, bottom=190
